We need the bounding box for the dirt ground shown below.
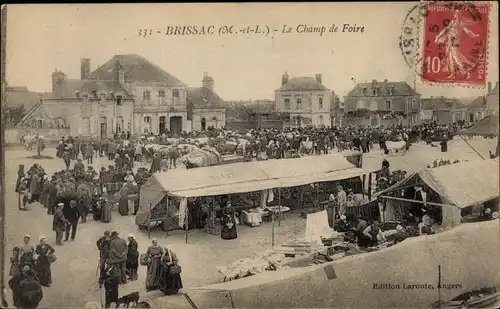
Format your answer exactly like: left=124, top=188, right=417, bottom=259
left=2, top=137, right=497, bottom=307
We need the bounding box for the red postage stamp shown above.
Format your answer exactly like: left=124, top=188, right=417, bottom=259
left=422, top=2, right=490, bottom=85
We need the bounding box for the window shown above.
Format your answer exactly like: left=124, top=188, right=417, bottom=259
left=385, top=100, right=392, bottom=110
left=284, top=98, right=290, bottom=110
left=319, top=115, right=324, bottom=125
left=372, top=88, right=377, bottom=96
left=37, top=119, right=43, bottom=129
left=116, top=95, right=122, bottom=106
left=116, top=116, right=124, bottom=133
left=143, top=90, right=151, bottom=100
left=212, top=116, right=218, bottom=128
left=81, top=117, right=90, bottom=134
left=172, top=89, right=179, bottom=98
left=318, top=97, right=323, bottom=109
left=389, top=87, right=394, bottom=96
left=143, top=116, right=152, bottom=133
left=296, top=98, right=302, bottom=109
left=158, top=90, right=165, bottom=98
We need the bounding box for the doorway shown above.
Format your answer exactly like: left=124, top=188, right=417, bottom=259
left=159, top=116, right=166, bottom=134
left=469, top=114, right=474, bottom=122
left=170, top=116, right=182, bottom=136
left=201, top=117, right=206, bottom=131
left=99, top=117, right=107, bottom=139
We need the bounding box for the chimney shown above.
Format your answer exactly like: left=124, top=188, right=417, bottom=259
left=488, top=81, right=492, bottom=92
left=114, top=56, right=125, bottom=85
left=282, top=72, right=289, bottom=85
left=51, top=70, right=68, bottom=98
left=81, top=58, right=91, bottom=80
left=202, top=72, right=214, bottom=92
left=315, top=74, right=322, bottom=84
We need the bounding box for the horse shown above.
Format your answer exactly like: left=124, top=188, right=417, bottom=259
left=299, top=140, right=314, bottom=155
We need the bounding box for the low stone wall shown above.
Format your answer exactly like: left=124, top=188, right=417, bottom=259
left=4, top=128, right=70, bottom=145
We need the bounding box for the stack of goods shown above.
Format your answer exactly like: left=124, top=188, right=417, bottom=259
left=276, top=239, right=325, bottom=257
left=240, top=208, right=268, bottom=227
left=216, top=250, right=291, bottom=282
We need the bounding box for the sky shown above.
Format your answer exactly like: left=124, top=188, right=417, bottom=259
left=5, top=2, right=499, bottom=101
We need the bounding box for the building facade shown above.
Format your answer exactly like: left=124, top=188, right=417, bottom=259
left=18, top=54, right=226, bottom=138
left=187, top=73, right=226, bottom=131
left=486, top=81, right=499, bottom=114
left=275, top=73, right=331, bottom=127
left=343, top=79, right=421, bottom=125
left=420, top=97, right=466, bottom=124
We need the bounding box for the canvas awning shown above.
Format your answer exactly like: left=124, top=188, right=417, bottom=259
left=138, top=153, right=374, bottom=215
left=377, top=158, right=499, bottom=209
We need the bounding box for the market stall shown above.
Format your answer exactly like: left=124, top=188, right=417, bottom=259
left=136, top=153, right=376, bottom=242
left=376, top=158, right=499, bottom=227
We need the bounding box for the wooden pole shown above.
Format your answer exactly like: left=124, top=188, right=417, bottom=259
left=458, top=134, right=485, bottom=160
left=437, top=265, right=442, bottom=308
left=165, top=196, right=169, bottom=236
left=271, top=213, right=275, bottom=248
left=18, top=193, right=21, bottom=210
left=185, top=200, right=189, bottom=244
left=147, top=202, right=152, bottom=239
left=368, top=173, right=373, bottom=201
left=378, top=195, right=457, bottom=208
left=278, top=188, right=282, bottom=227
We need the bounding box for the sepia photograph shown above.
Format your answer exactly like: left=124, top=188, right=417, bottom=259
left=0, top=2, right=499, bottom=308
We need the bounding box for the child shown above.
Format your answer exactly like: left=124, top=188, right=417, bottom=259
left=17, top=179, right=30, bottom=211
left=9, top=247, right=20, bottom=276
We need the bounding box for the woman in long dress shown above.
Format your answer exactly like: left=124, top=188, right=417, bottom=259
left=145, top=239, right=164, bottom=291
left=126, top=234, right=139, bottom=281
left=35, top=235, right=55, bottom=287
left=221, top=204, right=238, bottom=240
left=100, top=196, right=112, bottom=223
left=15, top=165, right=24, bottom=193
left=161, top=247, right=183, bottom=295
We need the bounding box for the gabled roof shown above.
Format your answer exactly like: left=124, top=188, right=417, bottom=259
left=345, top=81, right=418, bottom=97
left=4, top=87, right=51, bottom=111
left=89, top=54, right=186, bottom=86
left=421, top=97, right=465, bottom=110
left=468, top=95, right=487, bottom=109
left=277, top=77, right=328, bottom=91
left=187, top=86, right=225, bottom=108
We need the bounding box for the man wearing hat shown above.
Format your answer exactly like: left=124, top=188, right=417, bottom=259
left=97, top=231, right=112, bottom=277
left=108, top=231, right=128, bottom=284
left=53, top=203, right=68, bottom=245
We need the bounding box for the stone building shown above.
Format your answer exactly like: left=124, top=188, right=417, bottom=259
left=275, top=73, right=331, bottom=127
left=343, top=79, right=421, bottom=125
left=420, top=97, right=466, bottom=124
left=18, top=65, right=135, bottom=139
left=187, top=73, right=226, bottom=131
left=18, top=54, right=226, bottom=138
left=486, top=81, right=499, bottom=114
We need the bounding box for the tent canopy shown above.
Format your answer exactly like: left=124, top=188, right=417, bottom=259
left=139, top=153, right=374, bottom=213
left=461, top=114, right=499, bottom=137
left=377, top=158, right=499, bottom=209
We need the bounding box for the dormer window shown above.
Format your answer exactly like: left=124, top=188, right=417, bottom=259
left=91, top=90, right=97, bottom=98
left=100, top=93, right=106, bottom=101
left=372, top=88, right=377, bottom=96
left=75, top=91, right=80, bottom=98
left=389, top=86, right=395, bottom=96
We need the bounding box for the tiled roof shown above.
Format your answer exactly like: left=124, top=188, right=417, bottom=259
left=4, top=88, right=51, bottom=111
left=187, top=86, right=225, bottom=108
left=89, top=54, right=186, bottom=86
left=278, top=77, right=328, bottom=91
left=468, top=96, right=487, bottom=109
left=345, top=81, right=418, bottom=97
left=49, top=79, right=130, bottom=99
left=421, top=97, right=465, bottom=110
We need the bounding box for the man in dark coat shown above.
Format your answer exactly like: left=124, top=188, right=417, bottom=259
left=53, top=203, right=68, bottom=245
left=63, top=200, right=81, bottom=241
left=150, top=153, right=161, bottom=173
left=108, top=231, right=128, bottom=284
left=47, top=177, right=58, bottom=215
left=99, top=263, right=121, bottom=308
left=10, top=265, right=43, bottom=309
left=97, top=231, right=111, bottom=277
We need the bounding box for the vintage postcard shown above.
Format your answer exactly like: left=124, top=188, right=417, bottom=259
left=1, top=2, right=499, bottom=308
